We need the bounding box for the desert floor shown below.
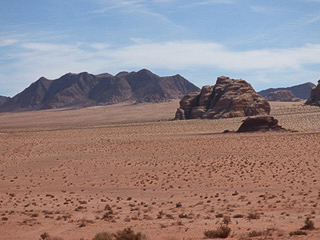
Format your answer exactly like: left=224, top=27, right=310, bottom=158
left=1, top=100, right=320, bottom=240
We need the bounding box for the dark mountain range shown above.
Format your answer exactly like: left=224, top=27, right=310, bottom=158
left=0, top=69, right=199, bottom=112
left=258, top=82, right=315, bottom=99
left=0, top=96, right=10, bottom=105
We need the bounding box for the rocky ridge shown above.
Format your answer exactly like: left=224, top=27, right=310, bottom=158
left=266, top=90, right=301, bottom=102
left=0, top=96, right=10, bottom=105
left=258, top=82, right=315, bottom=99
left=0, top=69, right=199, bottom=112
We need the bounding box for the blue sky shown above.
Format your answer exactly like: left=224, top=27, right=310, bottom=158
left=1, top=0, right=320, bottom=96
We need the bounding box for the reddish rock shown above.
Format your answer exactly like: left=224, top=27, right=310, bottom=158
left=267, top=90, right=300, bottom=102
left=237, top=116, right=285, bottom=132
left=175, top=76, right=270, bottom=120
left=305, top=80, right=320, bottom=106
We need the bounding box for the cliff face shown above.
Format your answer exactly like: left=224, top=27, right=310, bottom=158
left=305, top=80, right=320, bottom=106
left=175, top=76, right=270, bottom=120
left=0, top=69, right=200, bottom=112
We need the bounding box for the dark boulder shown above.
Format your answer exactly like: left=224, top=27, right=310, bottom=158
left=237, top=116, right=285, bottom=132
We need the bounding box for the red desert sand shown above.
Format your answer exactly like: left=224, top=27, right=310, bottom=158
left=0, top=100, right=320, bottom=239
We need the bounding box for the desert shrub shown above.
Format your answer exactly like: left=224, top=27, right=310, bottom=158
left=40, top=232, right=50, bottom=240
left=113, top=228, right=147, bottom=240
left=232, top=214, right=244, bottom=218
left=289, top=230, right=307, bottom=236
left=176, top=202, right=182, bottom=208
left=300, top=217, right=315, bottom=230
left=39, top=232, right=63, bottom=240
left=248, top=230, right=267, bottom=237
left=178, top=213, right=187, bottom=218
left=222, top=216, right=231, bottom=225
left=247, top=212, right=260, bottom=220
left=166, top=214, right=174, bottom=219
left=92, top=231, right=113, bottom=240
left=203, top=225, right=231, bottom=239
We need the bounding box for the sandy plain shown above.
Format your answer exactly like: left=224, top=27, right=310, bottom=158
left=0, top=100, right=320, bottom=239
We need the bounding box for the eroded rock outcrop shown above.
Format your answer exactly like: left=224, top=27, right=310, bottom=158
left=267, top=90, right=301, bottom=102
left=237, top=116, right=285, bottom=132
left=305, top=80, right=320, bottom=106
left=175, top=76, right=270, bottom=119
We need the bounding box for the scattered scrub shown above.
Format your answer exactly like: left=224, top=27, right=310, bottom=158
left=300, top=217, right=315, bottom=230
left=92, top=231, right=113, bottom=240
left=248, top=230, right=271, bottom=238
left=247, top=212, right=260, bottom=220
left=40, top=232, right=63, bottom=240
left=113, top=228, right=147, bottom=240
left=222, top=216, right=231, bottom=225
left=289, top=230, right=307, bottom=236
left=176, top=202, right=182, bottom=208
left=203, top=225, right=231, bottom=239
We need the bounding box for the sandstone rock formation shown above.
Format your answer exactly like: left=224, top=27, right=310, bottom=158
left=237, top=116, right=285, bottom=132
left=305, top=80, right=320, bottom=106
left=266, top=90, right=301, bottom=102
left=175, top=76, right=270, bottom=119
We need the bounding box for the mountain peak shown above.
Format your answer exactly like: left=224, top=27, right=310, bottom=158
left=0, top=69, right=199, bottom=112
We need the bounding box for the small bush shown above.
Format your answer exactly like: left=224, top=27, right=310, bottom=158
left=300, top=217, right=315, bottom=230
left=248, top=230, right=266, bottom=237
left=92, top=231, right=113, bottom=240
left=113, top=228, right=147, bottom=240
left=233, top=214, right=244, bottom=218
left=222, top=216, right=231, bottom=225
left=247, top=212, right=260, bottom=220
left=39, top=232, right=63, bottom=240
left=40, top=233, right=50, bottom=240
left=289, top=230, right=307, bottom=236
left=178, top=213, right=187, bottom=218
left=204, top=225, right=231, bottom=239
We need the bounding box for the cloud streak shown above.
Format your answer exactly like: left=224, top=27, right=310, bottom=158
left=1, top=39, right=320, bottom=95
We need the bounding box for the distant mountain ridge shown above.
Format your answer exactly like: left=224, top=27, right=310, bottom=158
left=0, top=69, right=200, bottom=112
left=0, top=96, right=10, bottom=105
left=258, top=82, right=315, bottom=99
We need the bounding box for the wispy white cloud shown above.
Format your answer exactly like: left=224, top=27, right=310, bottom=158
left=182, top=0, right=235, bottom=7
left=0, top=38, right=19, bottom=47
left=93, top=0, right=145, bottom=13
left=92, top=0, right=183, bottom=30
left=1, top=38, right=320, bottom=96
left=289, top=11, right=320, bottom=27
